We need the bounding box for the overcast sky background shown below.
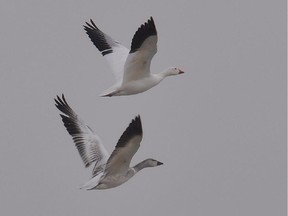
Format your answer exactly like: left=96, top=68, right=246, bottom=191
left=0, top=0, right=286, bottom=215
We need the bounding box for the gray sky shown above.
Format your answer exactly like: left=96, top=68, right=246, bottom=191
left=0, top=0, right=286, bottom=215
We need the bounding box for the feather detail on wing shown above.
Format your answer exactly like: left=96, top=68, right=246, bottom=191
left=84, top=19, right=129, bottom=83
left=55, top=94, right=109, bottom=176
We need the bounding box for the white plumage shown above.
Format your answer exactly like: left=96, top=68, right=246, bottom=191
left=84, top=17, right=184, bottom=96
left=55, top=94, right=163, bottom=190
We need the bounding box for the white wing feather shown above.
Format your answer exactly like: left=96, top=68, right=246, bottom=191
left=55, top=95, right=109, bottom=177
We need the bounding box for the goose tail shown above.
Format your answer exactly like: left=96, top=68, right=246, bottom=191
left=79, top=175, right=101, bottom=190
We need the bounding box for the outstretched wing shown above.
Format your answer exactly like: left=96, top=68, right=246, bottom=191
left=84, top=19, right=129, bottom=83
left=103, top=115, right=143, bottom=176
left=123, top=17, right=158, bottom=83
left=54, top=94, right=109, bottom=176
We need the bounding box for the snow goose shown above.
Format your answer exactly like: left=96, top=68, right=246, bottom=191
left=54, top=94, right=163, bottom=190
left=84, top=17, right=184, bottom=97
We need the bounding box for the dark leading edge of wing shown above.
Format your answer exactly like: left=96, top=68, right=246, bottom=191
left=115, top=115, right=143, bottom=148
left=84, top=19, right=113, bottom=56
left=130, top=17, right=157, bottom=54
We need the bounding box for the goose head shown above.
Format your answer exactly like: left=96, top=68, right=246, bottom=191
left=143, top=158, right=164, bottom=167
left=164, top=67, right=184, bottom=77
left=133, top=158, right=163, bottom=172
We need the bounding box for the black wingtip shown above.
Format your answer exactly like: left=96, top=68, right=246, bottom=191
left=134, top=115, right=141, bottom=124
left=128, top=115, right=142, bottom=135
left=116, top=115, right=143, bottom=148
left=130, top=17, right=157, bottom=53
left=90, top=19, right=96, bottom=28
left=83, top=19, right=113, bottom=56
left=84, top=19, right=97, bottom=31
left=132, top=115, right=142, bottom=133
left=54, top=94, right=67, bottom=108
left=54, top=94, right=76, bottom=118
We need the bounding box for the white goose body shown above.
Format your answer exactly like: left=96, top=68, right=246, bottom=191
left=82, top=168, right=135, bottom=190
left=84, top=17, right=184, bottom=97
left=103, top=74, right=161, bottom=96
left=55, top=94, right=163, bottom=190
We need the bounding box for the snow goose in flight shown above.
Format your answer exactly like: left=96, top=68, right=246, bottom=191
left=84, top=17, right=184, bottom=97
left=54, top=94, right=163, bottom=190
